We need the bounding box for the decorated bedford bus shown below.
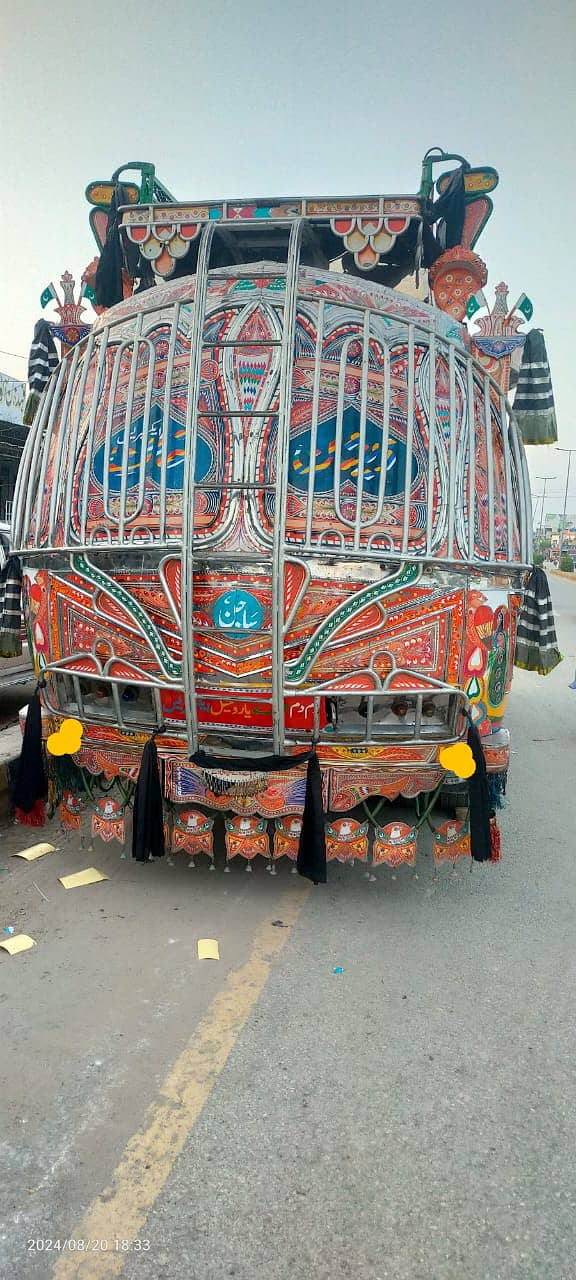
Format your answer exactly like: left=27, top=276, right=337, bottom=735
left=11, top=150, right=543, bottom=870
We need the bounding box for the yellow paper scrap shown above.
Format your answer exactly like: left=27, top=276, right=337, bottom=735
left=197, top=938, right=220, bottom=961
left=59, top=868, right=108, bottom=890
left=12, top=842, right=56, bottom=861
left=0, top=934, right=36, bottom=956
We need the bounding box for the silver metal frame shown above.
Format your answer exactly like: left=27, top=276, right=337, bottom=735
left=41, top=657, right=467, bottom=747
left=12, top=242, right=533, bottom=755
left=180, top=223, right=216, bottom=752
left=271, top=221, right=304, bottom=751
left=283, top=675, right=468, bottom=746
left=12, top=269, right=532, bottom=570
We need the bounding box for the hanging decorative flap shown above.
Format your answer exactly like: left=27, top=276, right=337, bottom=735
left=91, top=797, right=126, bottom=844
left=325, top=817, right=369, bottom=863
left=273, top=815, right=302, bottom=861
left=165, top=808, right=214, bottom=858
left=432, top=818, right=471, bottom=864
left=59, top=790, right=83, bottom=831
left=225, top=815, right=269, bottom=862
left=373, top=821, right=417, bottom=868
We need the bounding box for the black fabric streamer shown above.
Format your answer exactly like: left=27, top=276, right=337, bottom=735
left=13, top=688, right=47, bottom=814
left=190, top=748, right=313, bottom=772
left=132, top=736, right=165, bottom=862
left=0, top=555, right=23, bottom=657
left=514, top=566, right=561, bottom=674
left=27, top=320, right=58, bottom=396
left=423, top=165, right=467, bottom=265
left=296, top=753, right=327, bottom=884
left=429, top=165, right=467, bottom=251
left=95, top=184, right=137, bottom=309
left=513, top=330, right=557, bottom=445
left=466, top=722, right=492, bottom=862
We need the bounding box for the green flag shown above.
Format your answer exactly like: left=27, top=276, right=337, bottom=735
left=81, top=282, right=97, bottom=304
left=516, top=293, right=533, bottom=321
left=466, top=290, right=487, bottom=319
left=40, top=283, right=57, bottom=309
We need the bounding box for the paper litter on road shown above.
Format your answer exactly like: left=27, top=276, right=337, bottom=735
left=198, top=938, right=220, bottom=960
left=59, top=868, right=108, bottom=889
left=0, top=934, right=36, bottom=956
left=12, top=842, right=57, bottom=862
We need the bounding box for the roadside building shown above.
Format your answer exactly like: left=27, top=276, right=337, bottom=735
left=0, top=373, right=27, bottom=525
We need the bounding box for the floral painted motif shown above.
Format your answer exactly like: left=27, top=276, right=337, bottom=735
left=125, top=219, right=200, bottom=277
left=330, top=216, right=411, bottom=270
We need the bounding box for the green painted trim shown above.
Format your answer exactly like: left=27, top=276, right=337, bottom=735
left=286, top=563, right=420, bottom=683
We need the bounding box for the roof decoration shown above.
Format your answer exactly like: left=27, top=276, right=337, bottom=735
left=83, top=152, right=500, bottom=318
left=468, top=283, right=534, bottom=394
left=40, top=271, right=95, bottom=353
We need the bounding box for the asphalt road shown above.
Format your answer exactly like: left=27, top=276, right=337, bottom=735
left=0, top=676, right=36, bottom=730
left=1, top=575, right=575, bottom=1280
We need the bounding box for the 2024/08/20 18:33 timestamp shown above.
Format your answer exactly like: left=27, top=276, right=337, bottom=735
left=27, top=1239, right=151, bottom=1252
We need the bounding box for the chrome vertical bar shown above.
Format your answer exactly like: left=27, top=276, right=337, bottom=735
left=484, top=374, right=495, bottom=562
left=118, top=314, right=144, bottom=542
left=360, top=336, right=391, bottom=531
left=34, top=357, right=68, bottom=547
left=304, top=299, right=324, bottom=548
left=22, top=385, right=53, bottom=543
left=334, top=335, right=354, bottom=525
left=414, top=694, right=422, bottom=740
left=63, top=332, right=96, bottom=545
left=272, top=219, right=304, bottom=754
left=49, top=344, right=81, bottom=541
left=426, top=328, right=436, bottom=557
left=447, top=344, right=457, bottom=559
left=152, top=686, right=163, bottom=727
left=353, top=309, right=371, bottom=551
left=71, top=676, right=84, bottom=719
left=365, top=694, right=374, bottom=742
left=111, top=683, right=125, bottom=730
left=128, top=339, right=156, bottom=524
left=12, top=405, right=39, bottom=546
left=181, top=223, right=216, bottom=753
left=102, top=340, right=131, bottom=522
left=466, top=357, right=476, bottom=562
left=159, top=303, right=180, bottom=543
left=518, top=419, right=533, bottom=562
left=500, top=392, right=514, bottom=562
left=509, top=411, right=527, bottom=563
left=81, top=328, right=110, bottom=545
left=376, top=340, right=391, bottom=525
left=401, top=324, right=415, bottom=555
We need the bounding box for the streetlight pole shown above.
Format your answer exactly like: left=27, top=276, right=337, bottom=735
left=556, top=448, right=576, bottom=560
left=535, top=476, right=556, bottom=543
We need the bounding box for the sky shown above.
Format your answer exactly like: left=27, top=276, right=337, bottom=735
left=1, top=0, right=575, bottom=514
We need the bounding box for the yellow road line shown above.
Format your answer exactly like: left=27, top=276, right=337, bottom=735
left=53, top=885, right=309, bottom=1279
